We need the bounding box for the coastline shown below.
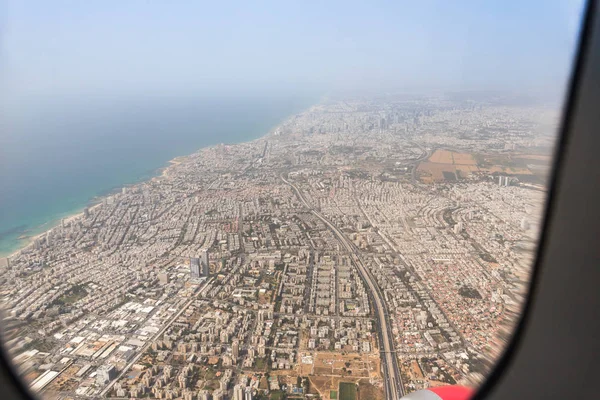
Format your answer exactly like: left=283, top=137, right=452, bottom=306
left=1, top=102, right=316, bottom=261
left=1, top=203, right=103, bottom=260
left=1, top=153, right=198, bottom=260
left=1, top=153, right=197, bottom=260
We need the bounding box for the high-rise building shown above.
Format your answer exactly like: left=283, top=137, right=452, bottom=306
left=244, top=387, right=253, bottom=400
left=198, top=390, right=211, bottom=400
left=0, top=257, right=10, bottom=270
left=454, top=222, right=463, bottom=234
left=220, top=331, right=229, bottom=343
left=232, top=340, right=240, bottom=361
left=219, top=378, right=228, bottom=391
left=96, top=364, right=116, bottom=386
left=158, top=273, right=169, bottom=285
left=201, top=249, right=210, bottom=275
left=212, top=389, right=224, bottom=400
left=190, top=257, right=201, bottom=278
left=191, top=250, right=210, bottom=278
left=233, top=384, right=245, bottom=400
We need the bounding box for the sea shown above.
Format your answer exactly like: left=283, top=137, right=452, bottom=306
left=0, top=94, right=315, bottom=257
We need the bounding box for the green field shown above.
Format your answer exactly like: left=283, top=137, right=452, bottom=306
left=255, top=357, right=267, bottom=370
left=270, top=391, right=285, bottom=400
left=52, top=284, right=88, bottom=306
left=330, top=390, right=338, bottom=399
left=339, top=382, right=357, bottom=400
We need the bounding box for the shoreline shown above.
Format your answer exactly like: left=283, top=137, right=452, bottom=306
left=1, top=154, right=201, bottom=260
left=1, top=103, right=315, bottom=261
left=1, top=203, right=104, bottom=260
left=0, top=156, right=197, bottom=260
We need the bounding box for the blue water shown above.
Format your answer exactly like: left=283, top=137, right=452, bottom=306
left=0, top=95, right=314, bottom=256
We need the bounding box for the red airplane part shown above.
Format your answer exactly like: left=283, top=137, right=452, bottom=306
left=400, top=385, right=474, bottom=400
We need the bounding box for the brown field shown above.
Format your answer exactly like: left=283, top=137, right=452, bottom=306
left=452, top=152, right=477, bottom=165
left=257, top=292, right=272, bottom=304
left=428, top=380, right=453, bottom=388
left=312, top=352, right=379, bottom=379
left=428, top=149, right=476, bottom=165
left=417, top=150, right=479, bottom=182
left=300, top=352, right=384, bottom=400
left=46, top=365, right=80, bottom=393
left=505, top=167, right=532, bottom=175
left=455, top=165, right=479, bottom=175
left=357, top=378, right=385, bottom=400
left=428, top=150, right=454, bottom=164
left=271, top=369, right=299, bottom=378
left=486, top=166, right=533, bottom=175
left=418, top=149, right=536, bottom=182
left=417, top=162, right=457, bottom=182
left=410, top=360, right=424, bottom=380
left=310, top=375, right=339, bottom=399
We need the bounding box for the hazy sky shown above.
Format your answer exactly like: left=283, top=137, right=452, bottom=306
left=1, top=0, right=586, bottom=104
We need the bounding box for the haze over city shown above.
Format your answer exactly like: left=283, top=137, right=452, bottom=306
left=0, top=1, right=586, bottom=400
left=1, top=0, right=583, bottom=104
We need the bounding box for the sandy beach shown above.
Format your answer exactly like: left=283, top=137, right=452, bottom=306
left=3, top=151, right=195, bottom=261
left=6, top=200, right=104, bottom=260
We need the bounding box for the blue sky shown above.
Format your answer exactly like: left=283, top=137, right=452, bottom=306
left=1, top=0, right=586, bottom=104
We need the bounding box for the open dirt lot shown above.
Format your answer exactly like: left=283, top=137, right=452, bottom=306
left=418, top=150, right=479, bottom=182
left=418, top=149, right=536, bottom=182
left=312, top=352, right=379, bottom=378
left=306, top=352, right=383, bottom=400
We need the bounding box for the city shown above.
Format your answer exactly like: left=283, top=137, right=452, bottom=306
left=0, top=94, right=552, bottom=400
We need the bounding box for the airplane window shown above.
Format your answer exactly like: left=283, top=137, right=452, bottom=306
left=0, top=1, right=585, bottom=399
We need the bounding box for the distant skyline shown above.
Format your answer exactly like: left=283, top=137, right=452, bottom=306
left=1, top=0, right=585, bottom=107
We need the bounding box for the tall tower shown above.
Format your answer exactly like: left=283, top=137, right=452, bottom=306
left=232, top=340, right=240, bottom=361
left=201, top=249, right=210, bottom=275
left=198, top=390, right=211, bottom=400
left=233, top=384, right=245, bottom=400
left=190, top=257, right=201, bottom=278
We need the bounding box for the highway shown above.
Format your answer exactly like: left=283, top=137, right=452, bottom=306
left=282, top=174, right=404, bottom=399
left=408, top=140, right=431, bottom=183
